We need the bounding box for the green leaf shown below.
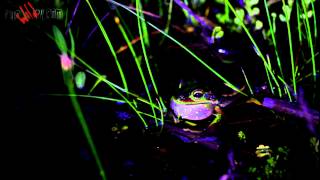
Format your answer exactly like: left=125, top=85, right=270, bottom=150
left=234, top=9, right=245, bottom=25
left=251, top=7, right=260, bottom=16
left=279, top=14, right=286, bottom=22
left=255, top=20, right=263, bottom=30
left=247, top=0, right=259, bottom=6
left=212, top=26, right=224, bottom=39
left=75, top=71, right=86, bottom=89
left=282, top=5, right=291, bottom=20
left=52, top=26, right=68, bottom=54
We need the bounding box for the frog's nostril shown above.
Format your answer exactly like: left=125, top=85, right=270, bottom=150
left=178, top=95, right=187, bottom=100
left=205, top=94, right=216, bottom=100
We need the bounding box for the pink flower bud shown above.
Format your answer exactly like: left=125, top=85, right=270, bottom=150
left=60, top=53, right=73, bottom=71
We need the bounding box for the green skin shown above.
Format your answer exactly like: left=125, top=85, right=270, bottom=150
left=170, top=89, right=220, bottom=121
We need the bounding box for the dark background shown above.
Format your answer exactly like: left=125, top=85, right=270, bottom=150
left=3, top=1, right=91, bottom=179
left=3, top=0, right=320, bottom=179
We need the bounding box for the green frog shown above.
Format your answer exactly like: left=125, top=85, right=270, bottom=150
left=169, top=85, right=245, bottom=132
left=169, top=88, right=221, bottom=133
left=170, top=89, right=220, bottom=121
left=165, top=87, right=227, bottom=149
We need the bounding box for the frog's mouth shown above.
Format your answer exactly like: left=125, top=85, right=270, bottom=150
left=170, top=97, right=219, bottom=121
left=173, top=98, right=215, bottom=104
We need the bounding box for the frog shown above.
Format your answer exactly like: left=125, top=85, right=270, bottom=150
left=163, top=87, right=225, bottom=150
left=165, top=85, right=246, bottom=150
left=170, top=88, right=221, bottom=121
left=168, top=88, right=221, bottom=135
left=169, top=85, right=245, bottom=131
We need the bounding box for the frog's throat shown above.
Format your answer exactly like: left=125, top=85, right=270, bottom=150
left=170, top=99, right=216, bottom=121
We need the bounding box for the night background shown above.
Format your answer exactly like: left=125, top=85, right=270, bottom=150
left=4, top=0, right=320, bottom=179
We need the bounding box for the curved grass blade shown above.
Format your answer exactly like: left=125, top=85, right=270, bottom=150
left=69, top=29, right=75, bottom=59
left=82, top=67, right=161, bottom=110
left=296, top=2, right=302, bottom=44
left=83, top=12, right=110, bottom=48
left=300, top=0, right=316, bottom=83
left=85, top=0, right=128, bottom=92
left=58, top=54, right=107, bottom=180
left=137, top=1, right=150, bottom=47
left=107, top=0, right=247, bottom=96
left=226, top=0, right=282, bottom=97
left=241, top=67, right=254, bottom=95
left=263, top=0, right=284, bottom=78
left=281, top=0, right=296, bottom=95
left=73, top=54, right=149, bottom=127
left=161, top=0, right=173, bottom=44
left=277, top=76, right=293, bottom=102
left=136, top=0, right=158, bottom=126
left=310, top=0, right=317, bottom=38
left=48, top=93, right=126, bottom=103
left=115, top=16, right=159, bottom=126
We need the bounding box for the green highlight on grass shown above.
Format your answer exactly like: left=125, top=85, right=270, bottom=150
left=300, top=0, right=316, bottom=83
left=139, top=4, right=150, bottom=47
left=264, top=61, right=274, bottom=95
left=281, top=0, right=296, bottom=96
left=136, top=0, right=159, bottom=126
left=82, top=62, right=161, bottom=110
left=159, top=0, right=173, bottom=45
left=226, top=0, right=282, bottom=97
left=107, top=0, right=247, bottom=96
left=164, top=0, right=173, bottom=37
left=267, top=54, right=283, bottom=97
left=85, top=0, right=128, bottom=92
left=69, top=29, right=75, bottom=59
left=67, top=85, right=107, bottom=180
left=73, top=54, right=149, bottom=128
left=277, top=76, right=292, bottom=102
left=53, top=26, right=107, bottom=180
left=296, top=3, right=302, bottom=44
left=115, top=16, right=159, bottom=127
left=241, top=67, right=254, bottom=95
left=136, top=0, right=159, bottom=95
left=310, top=0, right=317, bottom=38
left=49, top=94, right=126, bottom=103
left=158, top=0, right=163, bottom=17
left=263, top=0, right=284, bottom=78
left=155, top=97, right=164, bottom=132
left=115, top=8, right=134, bottom=41
left=89, top=75, right=106, bottom=94
left=50, top=92, right=163, bottom=116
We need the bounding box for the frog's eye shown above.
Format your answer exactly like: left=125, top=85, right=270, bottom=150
left=192, top=89, right=204, bottom=99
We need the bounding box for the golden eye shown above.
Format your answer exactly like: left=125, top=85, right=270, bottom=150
left=191, top=89, right=204, bottom=99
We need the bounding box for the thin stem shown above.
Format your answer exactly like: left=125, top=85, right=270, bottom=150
left=85, top=0, right=128, bottom=92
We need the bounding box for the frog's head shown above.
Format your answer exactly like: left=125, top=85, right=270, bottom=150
left=170, top=88, right=220, bottom=121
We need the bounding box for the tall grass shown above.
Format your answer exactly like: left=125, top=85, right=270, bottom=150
left=50, top=0, right=319, bottom=179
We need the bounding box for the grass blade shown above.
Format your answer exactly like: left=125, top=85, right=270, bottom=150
left=85, top=0, right=128, bottom=92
